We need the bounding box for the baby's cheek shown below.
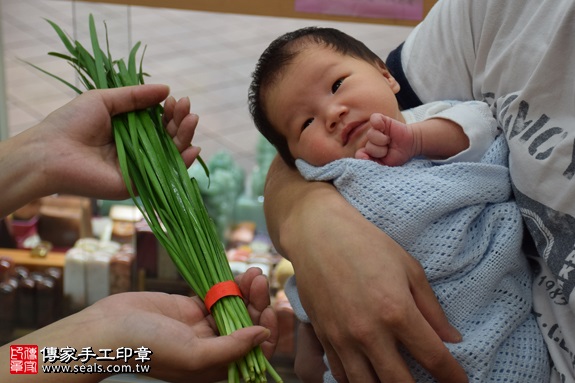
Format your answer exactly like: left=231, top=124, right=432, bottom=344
left=305, top=142, right=344, bottom=166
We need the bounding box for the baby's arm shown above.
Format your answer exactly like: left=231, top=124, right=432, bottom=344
left=355, top=113, right=468, bottom=166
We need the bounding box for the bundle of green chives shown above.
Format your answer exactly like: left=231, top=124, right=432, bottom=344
left=30, top=15, right=282, bottom=383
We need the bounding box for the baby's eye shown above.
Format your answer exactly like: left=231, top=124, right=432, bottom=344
left=302, top=118, right=314, bottom=131
left=332, top=78, right=344, bottom=93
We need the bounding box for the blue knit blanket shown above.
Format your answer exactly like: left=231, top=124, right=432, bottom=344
left=286, top=136, right=549, bottom=382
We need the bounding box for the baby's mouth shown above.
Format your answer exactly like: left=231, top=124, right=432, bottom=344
left=341, top=121, right=367, bottom=146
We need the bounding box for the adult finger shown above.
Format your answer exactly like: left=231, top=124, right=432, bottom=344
left=172, top=113, right=199, bottom=152
left=162, top=95, right=176, bottom=128
left=236, top=267, right=259, bottom=294
left=257, top=306, right=279, bottom=358
left=294, top=323, right=326, bottom=382
left=180, top=145, right=201, bottom=168
left=388, top=314, right=467, bottom=382
left=173, top=97, right=191, bottom=127
left=213, top=326, right=271, bottom=361
left=249, top=274, right=272, bottom=312
left=321, top=338, right=383, bottom=383
left=370, top=262, right=466, bottom=382
left=363, top=289, right=466, bottom=382
left=399, top=281, right=467, bottom=382
left=317, top=319, right=415, bottom=383
left=98, top=84, right=170, bottom=116
left=236, top=267, right=269, bottom=323
left=236, top=267, right=277, bottom=358
left=320, top=339, right=348, bottom=383
left=410, top=264, right=462, bottom=343
left=237, top=267, right=266, bottom=305
left=246, top=273, right=273, bottom=328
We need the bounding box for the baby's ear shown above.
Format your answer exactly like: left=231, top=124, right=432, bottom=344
left=375, top=60, right=400, bottom=92
left=381, top=68, right=401, bottom=94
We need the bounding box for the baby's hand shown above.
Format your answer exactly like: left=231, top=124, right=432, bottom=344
left=355, top=113, right=417, bottom=166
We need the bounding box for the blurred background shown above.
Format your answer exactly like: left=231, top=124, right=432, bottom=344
left=0, top=0, right=413, bottom=174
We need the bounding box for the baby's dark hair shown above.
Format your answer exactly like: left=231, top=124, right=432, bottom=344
left=248, top=27, right=385, bottom=167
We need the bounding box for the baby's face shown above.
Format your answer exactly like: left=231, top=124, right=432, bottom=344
left=265, top=46, right=403, bottom=166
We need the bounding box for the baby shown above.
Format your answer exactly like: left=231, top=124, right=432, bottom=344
left=249, top=27, right=549, bottom=382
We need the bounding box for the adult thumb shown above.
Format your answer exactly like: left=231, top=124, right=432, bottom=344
left=99, top=84, right=170, bottom=116
left=200, top=326, right=271, bottom=366
left=229, top=326, right=271, bottom=351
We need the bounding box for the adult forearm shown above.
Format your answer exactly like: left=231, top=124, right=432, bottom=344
left=264, top=154, right=405, bottom=269
left=264, top=155, right=346, bottom=261
left=0, top=126, right=49, bottom=218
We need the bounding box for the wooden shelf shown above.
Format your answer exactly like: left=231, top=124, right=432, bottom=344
left=0, top=248, right=66, bottom=270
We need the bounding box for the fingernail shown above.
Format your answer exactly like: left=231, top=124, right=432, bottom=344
left=254, top=328, right=271, bottom=345
left=449, top=328, right=463, bottom=343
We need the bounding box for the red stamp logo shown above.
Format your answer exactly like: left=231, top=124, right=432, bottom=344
left=10, top=345, right=38, bottom=374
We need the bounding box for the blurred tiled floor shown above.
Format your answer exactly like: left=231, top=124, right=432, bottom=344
left=0, top=0, right=412, bottom=175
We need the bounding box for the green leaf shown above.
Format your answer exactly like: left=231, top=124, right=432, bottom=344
left=19, top=59, right=83, bottom=94
left=88, top=14, right=108, bottom=89
left=128, top=41, right=142, bottom=85
left=45, top=19, right=76, bottom=55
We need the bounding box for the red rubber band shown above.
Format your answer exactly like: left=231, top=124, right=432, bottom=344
left=204, top=281, right=243, bottom=313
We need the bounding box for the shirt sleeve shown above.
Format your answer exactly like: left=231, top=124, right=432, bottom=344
left=394, top=0, right=486, bottom=102
left=402, top=100, right=499, bottom=164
